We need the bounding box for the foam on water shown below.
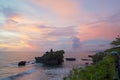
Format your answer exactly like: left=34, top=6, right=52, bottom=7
left=0, top=69, right=36, bottom=80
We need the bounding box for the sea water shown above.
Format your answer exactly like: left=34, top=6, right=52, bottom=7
left=0, top=52, right=93, bottom=80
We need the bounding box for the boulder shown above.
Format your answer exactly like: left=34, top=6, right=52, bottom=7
left=18, top=61, right=26, bottom=66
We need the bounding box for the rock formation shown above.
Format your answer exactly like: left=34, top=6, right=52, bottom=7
left=35, top=49, right=65, bottom=65
left=18, top=61, right=26, bottom=66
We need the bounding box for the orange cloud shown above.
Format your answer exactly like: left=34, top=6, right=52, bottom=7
left=28, top=44, right=38, bottom=50
left=1, top=14, right=58, bottom=51
left=6, top=13, right=46, bottom=27
left=0, top=30, right=30, bottom=50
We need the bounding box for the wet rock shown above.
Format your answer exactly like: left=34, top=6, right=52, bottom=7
left=18, top=61, right=26, bottom=66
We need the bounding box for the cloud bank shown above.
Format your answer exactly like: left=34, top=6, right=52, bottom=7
left=0, top=0, right=120, bottom=52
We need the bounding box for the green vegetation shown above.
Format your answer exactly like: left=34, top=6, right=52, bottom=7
left=63, top=36, right=120, bottom=80
left=92, top=52, right=105, bottom=64
left=106, top=35, right=120, bottom=53
left=111, top=35, right=120, bottom=46
left=64, top=54, right=116, bottom=80
left=105, top=36, right=120, bottom=53
left=105, top=47, right=120, bottom=53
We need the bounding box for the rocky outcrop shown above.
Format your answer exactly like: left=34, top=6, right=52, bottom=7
left=35, top=49, right=65, bottom=65
left=18, top=61, right=26, bottom=66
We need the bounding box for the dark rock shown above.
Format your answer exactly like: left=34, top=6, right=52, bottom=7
left=18, top=61, right=26, bottom=66
left=81, top=58, right=91, bottom=61
left=31, top=62, right=35, bottom=64
left=66, top=58, right=76, bottom=61
left=35, top=49, right=65, bottom=65
left=88, top=55, right=93, bottom=58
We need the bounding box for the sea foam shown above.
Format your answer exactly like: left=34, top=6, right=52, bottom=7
left=0, top=69, right=36, bottom=80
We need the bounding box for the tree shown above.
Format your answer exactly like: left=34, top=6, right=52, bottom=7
left=111, top=35, right=120, bottom=46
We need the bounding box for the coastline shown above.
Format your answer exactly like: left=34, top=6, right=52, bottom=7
left=0, top=51, right=94, bottom=80
left=63, top=51, right=119, bottom=80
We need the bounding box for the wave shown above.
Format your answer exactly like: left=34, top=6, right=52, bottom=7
left=0, top=69, right=36, bottom=80
left=0, top=67, right=73, bottom=80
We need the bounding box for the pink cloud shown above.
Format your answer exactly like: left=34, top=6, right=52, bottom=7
left=78, top=21, right=120, bottom=41
left=28, top=0, right=80, bottom=19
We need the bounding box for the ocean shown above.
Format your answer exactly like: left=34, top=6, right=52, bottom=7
left=0, top=51, right=94, bottom=80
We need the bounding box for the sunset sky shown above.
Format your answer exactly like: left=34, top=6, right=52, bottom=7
left=0, top=0, right=120, bottom=52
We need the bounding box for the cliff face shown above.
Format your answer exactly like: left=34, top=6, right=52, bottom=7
left=35, top=49, right=65, bottom=65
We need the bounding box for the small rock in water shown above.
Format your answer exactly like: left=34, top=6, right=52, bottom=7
left=18, top=61, right=26, bottom=66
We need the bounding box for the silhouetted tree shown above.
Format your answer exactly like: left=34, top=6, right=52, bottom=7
left=111, top=35, right=120, bottom=46
left=50, top=49, right=53, bottom=53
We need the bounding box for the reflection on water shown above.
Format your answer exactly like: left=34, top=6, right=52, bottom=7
left=0, top=51, right=94, bottom=80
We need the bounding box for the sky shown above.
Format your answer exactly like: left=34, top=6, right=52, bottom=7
left=0, top=0, right=120, bottom=52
